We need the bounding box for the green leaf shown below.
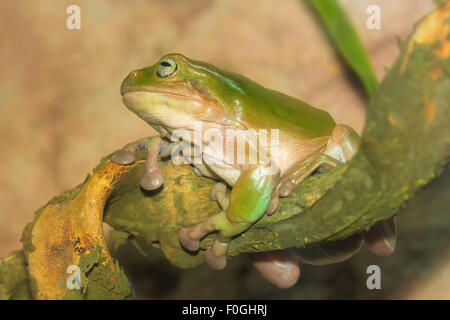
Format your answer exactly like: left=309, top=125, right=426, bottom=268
left=307, top=0, right=379, bottom=98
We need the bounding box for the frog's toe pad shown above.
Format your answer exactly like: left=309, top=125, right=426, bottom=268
left=111, top=150, right=136, bottom=165
left=363, top=218, right=396, bottom=256
left=278, top=181, right=295, bottom=198
left=249, top=251, right=300, bottom=289
left=204, top=248, right=227, bottom=270
left=160, top=142, right=180, bottom=157
left=140, top=171, right=164, bottom=191
left=178, top=228, right=200, bottom=251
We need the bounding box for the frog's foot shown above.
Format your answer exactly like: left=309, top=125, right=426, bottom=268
left=291, top=218, right=395, bottom=264
left=111, top=150, right=136, bottom=165
left=249, top=251, right=300, bottom=289
left=140, top=137, right=167, bottom=191
left=178, top=212, right=222, bottom=252
left=111, top=139, right=149, bottom=165
left=293, top=233, right=363, bottom=265
left=250, top=218, right=395, bottom=288
left=140, top=171, right=164, bottom=191
left=250, top=234, right=362, bottom=288
left=111, top=137, right=168, bottom=190
left=209, top=182, right=229, bottom=210
left=204, top=238, right=229, bottom=270
left=178, top=228, right=201, bottom=251
left=363, top=217, right=397, bottom=256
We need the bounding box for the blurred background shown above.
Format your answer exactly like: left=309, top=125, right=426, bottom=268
left=0, top=0, right=448, bottom=299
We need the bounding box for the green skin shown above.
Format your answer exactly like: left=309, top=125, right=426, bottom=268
left=117, top=53, right=360, bottom=269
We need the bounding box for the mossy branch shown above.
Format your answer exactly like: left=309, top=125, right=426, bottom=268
left=1, top=2, right=449, bottom=299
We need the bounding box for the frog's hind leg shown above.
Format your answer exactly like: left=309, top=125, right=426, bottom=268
left=278, top=153, right=340, bottom=197
left=250, top=218, right=396, bottom=288
left=278, top=124, right=360, bottom=198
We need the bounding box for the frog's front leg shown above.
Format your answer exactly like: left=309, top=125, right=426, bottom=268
left=179, top=164, right=280, bottom=270
left=111, top=136, right=175, bottom=190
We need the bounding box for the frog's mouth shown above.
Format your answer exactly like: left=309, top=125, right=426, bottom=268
left=121, top=84, right=204, bottom=102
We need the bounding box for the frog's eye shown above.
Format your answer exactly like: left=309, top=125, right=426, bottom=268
left=156, top=58, right=177, bottom=78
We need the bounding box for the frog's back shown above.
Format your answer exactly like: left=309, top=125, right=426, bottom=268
left=185, top=56, right=336, bottom=138
left=216, top=69, right=336, bottom=139
left=247, top=85, right=336, bottom=139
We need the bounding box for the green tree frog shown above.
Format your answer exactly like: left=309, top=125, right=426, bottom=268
left=112, top=54, right=395, bottom=287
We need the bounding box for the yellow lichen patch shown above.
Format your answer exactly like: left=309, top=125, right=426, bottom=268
left=424, top=96, right=437, bottom=123
left=26, top=161, right=137, bottom=299
left=305, top=193, right=318, bottom=207
left=387, top=112, right=398, bottom=126
left=434, top=36, right=450, bottom=58
left=400, top=1, right=450, bottom=74
left=429, top=65, right=442, bottom=81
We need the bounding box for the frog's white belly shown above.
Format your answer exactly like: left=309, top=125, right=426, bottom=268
left=196, top=145, right=242, bottom=186
left=192, top=133, right=330, bottom=187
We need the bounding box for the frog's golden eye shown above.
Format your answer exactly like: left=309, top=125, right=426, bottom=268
left=156, top=58, right=177, bottom=78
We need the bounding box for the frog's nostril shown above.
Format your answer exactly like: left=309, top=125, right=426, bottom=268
left=130, top=71, right=139, bottom=79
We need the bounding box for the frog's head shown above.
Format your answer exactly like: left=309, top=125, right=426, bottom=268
left=121, top=53, right=251, bottom=136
